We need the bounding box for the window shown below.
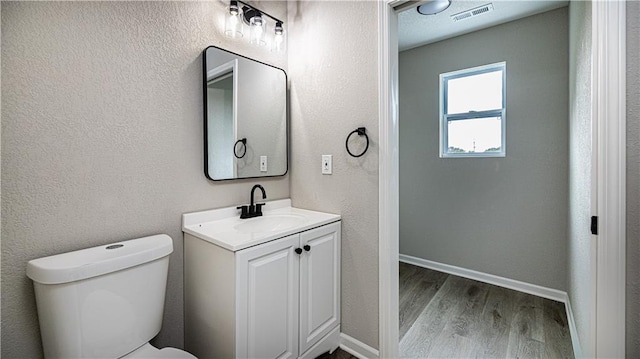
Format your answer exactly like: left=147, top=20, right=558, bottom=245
left=440, top=62, right=506, bottom=158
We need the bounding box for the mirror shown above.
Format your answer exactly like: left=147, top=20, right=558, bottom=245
left=203, top=46, right=288, bottom=181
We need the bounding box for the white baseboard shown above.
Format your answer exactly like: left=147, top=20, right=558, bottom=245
left=340, top=333, right=379, bottom=359
left=399, top=254, right=567, bottom=303
left=564, top=295, right=583, bottom=358
left=400, top=254, right=582, bottom=355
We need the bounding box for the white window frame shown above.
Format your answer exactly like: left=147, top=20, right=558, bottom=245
left=439, top=62, right=506, bottom=158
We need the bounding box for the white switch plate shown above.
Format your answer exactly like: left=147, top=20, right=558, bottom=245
left=260, top=156, right=267, bottom=172
left=322, top=155, right=332, bottom=175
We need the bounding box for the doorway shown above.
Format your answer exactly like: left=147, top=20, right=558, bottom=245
left=378, top=1, right=627, bottom=358
left=397, top=2, right=572, bottom=357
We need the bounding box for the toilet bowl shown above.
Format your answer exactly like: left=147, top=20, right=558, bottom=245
left=27, top=234, right=196, bottom=359
left=123, top=343, right=195, bottom=359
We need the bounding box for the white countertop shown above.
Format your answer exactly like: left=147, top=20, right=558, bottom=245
left=182, top=199, right=341, bottom=251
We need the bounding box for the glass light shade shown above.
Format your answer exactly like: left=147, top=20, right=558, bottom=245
left=249, top=16, right=266, bottom=47
left=272, top=31, right=285, bottom=53
left=225, top=9, right=243, bottom=38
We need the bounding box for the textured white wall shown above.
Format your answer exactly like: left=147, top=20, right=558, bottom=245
left=626, top=1, right=640, bottom=355
left=1, top=2, right=288, bottom=357
left=567, top=1, right=592, bottom=355
left=399, top=8, right=569, bottom=290
left=287, top=0, right=380, bottom=349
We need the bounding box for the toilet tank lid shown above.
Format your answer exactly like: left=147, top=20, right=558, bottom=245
left=27, top=234, right=173, bottom=285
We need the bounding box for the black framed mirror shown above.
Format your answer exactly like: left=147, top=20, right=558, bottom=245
left=203, top=46, right=288, bottom=181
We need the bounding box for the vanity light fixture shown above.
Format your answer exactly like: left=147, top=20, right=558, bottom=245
left=416, top=0, right=452, bottom=15
left=224, top=0, right=286, bottom=52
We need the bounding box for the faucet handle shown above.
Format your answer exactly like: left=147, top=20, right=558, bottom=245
left=255, top=203, right=265, bottom=216
left=237, top=205, right=249, bottom=219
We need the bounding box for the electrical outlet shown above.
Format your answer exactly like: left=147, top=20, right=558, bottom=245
left=260, top=156, right=267, bottom=172
left=322, top=155, right=332, bottom=175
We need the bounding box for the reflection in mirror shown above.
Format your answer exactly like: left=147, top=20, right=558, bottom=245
left=203, top=46, right=287, bottom=181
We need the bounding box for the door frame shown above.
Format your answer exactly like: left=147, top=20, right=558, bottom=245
left=591, top=1, right=626, bottom=357
left=377, top=1, right=627, bottom=358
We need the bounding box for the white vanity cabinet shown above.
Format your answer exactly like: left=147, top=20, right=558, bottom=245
left=184, top=219, right=341, bottom=359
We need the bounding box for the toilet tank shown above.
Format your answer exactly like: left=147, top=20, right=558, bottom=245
left=27, top=234, right=174, bottom=359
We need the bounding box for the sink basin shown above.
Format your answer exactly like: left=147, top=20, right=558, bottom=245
left=182, top=199, right=341, bottom=251
left=234, top=214, right=306, bottom=233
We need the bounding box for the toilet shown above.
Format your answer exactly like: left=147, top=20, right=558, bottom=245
left=27, top=234, right=196, bottom=359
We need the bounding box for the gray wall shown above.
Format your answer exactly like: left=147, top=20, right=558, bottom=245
left=288, top=1, right=380, bottom=349
left=399, top=8, right=569, bottom=290
left=1, top=2, right=289, bottom=357
left=567, top=1, right=592, bottom=356
left=627, top=1, right=640, bottom=356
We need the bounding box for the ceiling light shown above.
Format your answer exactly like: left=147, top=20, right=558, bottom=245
left=417, top=0, right=451, bottom=15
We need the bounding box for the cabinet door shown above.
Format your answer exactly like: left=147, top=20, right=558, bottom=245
left=299, top=222, right=341, bottom=354
left=236, top=234, right=300, bottom=359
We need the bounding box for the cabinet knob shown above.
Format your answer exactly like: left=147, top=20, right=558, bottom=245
left=303, top=245, right=311, bottom=252
left=295, top=248, right=303, bottom=255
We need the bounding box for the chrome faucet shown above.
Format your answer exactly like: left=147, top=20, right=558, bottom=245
left=237, top=184, right=267, bottom=219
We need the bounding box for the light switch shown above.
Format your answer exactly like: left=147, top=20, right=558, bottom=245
left=322, top=155, right=332, bottom=175
left=260, top=156, right=267, bottom=172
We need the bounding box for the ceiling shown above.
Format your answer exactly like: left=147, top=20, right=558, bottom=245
left=398, top=0, right=569, bottom=52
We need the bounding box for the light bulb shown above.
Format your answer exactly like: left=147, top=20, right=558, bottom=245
left=272, top=22, right=285, bottom=53
left=225, top=1, right=243, bottom=38
left=274, top=21, right=284, bottom=36
left=229, top=0, right=239, bottom=16
left=249, top=15, right=266, bottom=47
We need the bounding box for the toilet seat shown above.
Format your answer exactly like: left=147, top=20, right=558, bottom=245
left=122, top=343, right=197, bottom=359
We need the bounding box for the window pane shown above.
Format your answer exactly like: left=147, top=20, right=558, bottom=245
left=447, top=117, right=502, bottom=153
left=447, top=70, right=503, bottom=114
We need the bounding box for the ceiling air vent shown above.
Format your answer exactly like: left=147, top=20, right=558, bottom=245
left=451, top=3, right=494, bottom=22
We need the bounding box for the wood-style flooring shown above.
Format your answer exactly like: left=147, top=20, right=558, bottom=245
left=318, top=348, right=357, bottom=359
left=321, top=263, right=573, bottom=359
left=399, top=262, right=574, bottom=359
